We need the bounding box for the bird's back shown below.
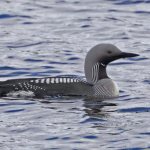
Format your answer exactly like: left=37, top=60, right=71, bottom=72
left=0, top=76, right=93, bottom=98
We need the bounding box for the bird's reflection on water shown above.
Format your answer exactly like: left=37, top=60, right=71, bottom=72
left=11, top=95, right=118, bottom=117
left=40, top=95, right=118, bottom=121
left=2, top=95, right=118, bottom=123
left=83, top=98, right=117, bottom=119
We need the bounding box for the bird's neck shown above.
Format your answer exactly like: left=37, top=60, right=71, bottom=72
left=84, top=60, right=109, bottom=84
left=98, top=64, right=108, bottom=80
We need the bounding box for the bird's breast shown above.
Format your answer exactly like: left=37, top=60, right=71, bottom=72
left=93, top=78, right=119, bottom=98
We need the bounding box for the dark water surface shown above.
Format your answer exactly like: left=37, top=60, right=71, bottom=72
left=0, top=0, right=150, bottom=149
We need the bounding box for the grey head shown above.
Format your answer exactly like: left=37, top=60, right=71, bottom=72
left=84, top=43, right=139, bottom=84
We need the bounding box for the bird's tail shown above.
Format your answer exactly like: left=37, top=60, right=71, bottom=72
left=0, top=83, right=10, bottom=97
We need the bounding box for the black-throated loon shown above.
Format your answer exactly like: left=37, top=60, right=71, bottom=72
left=0, top=44, right=139, bottom=98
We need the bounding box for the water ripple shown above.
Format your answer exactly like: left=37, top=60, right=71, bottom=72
left=118, top=107, right=150, bottom=113
left=0, top=14, right=31, bottom=19
left=4, top=108, right=25, bottom=113
left=114, top=0, right=145, bottom=5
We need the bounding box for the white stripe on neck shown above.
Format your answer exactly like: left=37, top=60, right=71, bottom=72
left=92, top=62, right=99, bottom=83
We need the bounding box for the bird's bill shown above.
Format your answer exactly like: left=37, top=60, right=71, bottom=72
left=101, top=51, right=139, bottom=65
left=120, top=52, right=139, bottom=58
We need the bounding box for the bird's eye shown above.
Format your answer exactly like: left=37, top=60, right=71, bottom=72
left=107, top=50, right=112, bottom=54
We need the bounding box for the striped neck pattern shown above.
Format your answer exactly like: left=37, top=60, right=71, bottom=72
left=91, top=62, right=108, bottom=84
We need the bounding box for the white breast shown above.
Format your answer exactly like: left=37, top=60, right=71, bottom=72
left=93, top=78, right=119, bottom=98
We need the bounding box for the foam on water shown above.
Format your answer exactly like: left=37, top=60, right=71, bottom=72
left=6, top=90, right=35, bottom=98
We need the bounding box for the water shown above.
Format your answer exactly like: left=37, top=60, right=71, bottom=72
left=0, top=0, right=150, bottom=149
